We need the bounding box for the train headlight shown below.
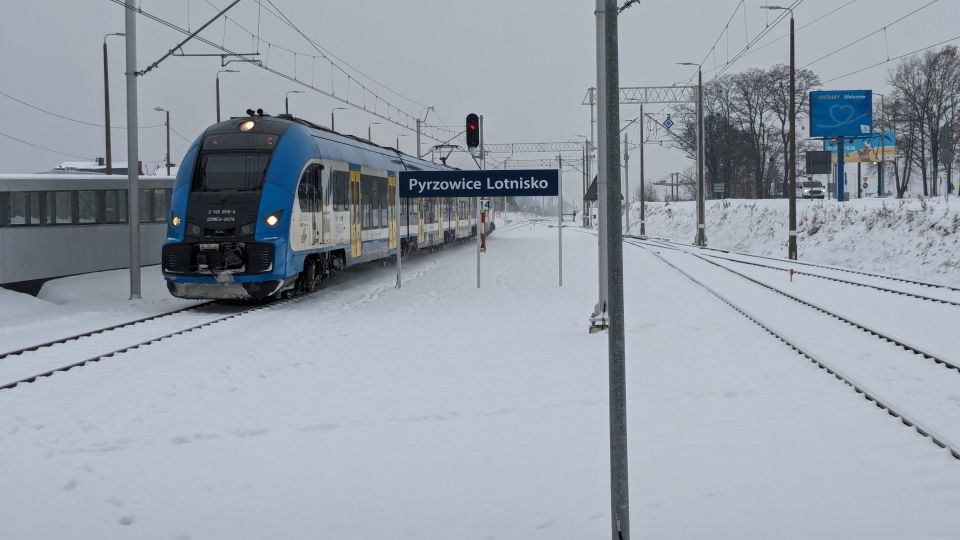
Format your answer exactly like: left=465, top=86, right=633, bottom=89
left=265, top=211, right=282, bottom=227
left=171, top=214, right=181, bottom=227
left=239, top=120, right=256, bottom=132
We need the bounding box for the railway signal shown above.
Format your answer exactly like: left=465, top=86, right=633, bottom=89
left=466, top=113, right=480, bottom=149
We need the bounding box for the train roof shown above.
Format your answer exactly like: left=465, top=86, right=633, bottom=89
left=0, top=174, right=175, bottom=191
left=209, top=114, right=453, bottom=174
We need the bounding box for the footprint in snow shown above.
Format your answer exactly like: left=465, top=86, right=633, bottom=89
left=117, top=515, right=135, bottom=526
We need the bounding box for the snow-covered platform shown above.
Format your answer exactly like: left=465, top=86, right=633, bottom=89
left=1, top=221, right=958, bottom=539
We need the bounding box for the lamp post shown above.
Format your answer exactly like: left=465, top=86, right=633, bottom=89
left=103, top=32, right=125, bottom=175
left=368, top=122, right=381, bottom=142
left=331, top=107, right=347, bottom=131
left=678, top=61, right=706, bottom=247
left=216, top=69, right=238, bottom=123
left=154, top=107, right=171, bottom=175
left=285, top=90, right=304, bottom=116
left=763, top=5, right=796, bottom=259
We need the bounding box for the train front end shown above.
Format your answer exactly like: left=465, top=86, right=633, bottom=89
left=162, top=116, right=301, bottom=300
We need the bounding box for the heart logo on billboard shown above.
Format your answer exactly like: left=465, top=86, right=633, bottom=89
left=829, top=104, right=856, bottom=125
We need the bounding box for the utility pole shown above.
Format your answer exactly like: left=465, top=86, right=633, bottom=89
left=879, top=93, right=885, bottom=197
left=764, top=5, right=796, bottom=258
left=598, top=1, right=629, bottom=538
left=639, top=103, right=646, bottom=236
left=103, top=33, right=124, bottom=175
left=125, top=0, right=140, bottom=299
left=696, top=66, right=706, bottom=246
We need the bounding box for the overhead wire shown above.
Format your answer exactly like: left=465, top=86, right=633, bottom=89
left=0, top=129, right=91, bottom=160
left=799, top=0, right=939, bottom=70
left=822, top=32, right=960, bottom=84
left=0, top=89, right=164, bottom=130
left=105, top=0, right=455, bottom=143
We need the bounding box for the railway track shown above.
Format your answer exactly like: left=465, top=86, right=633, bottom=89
left=639, top=240, right=960, bottom=371
left=630, top=238, right=960, bottom=461
left=645, top=237, right=960, bottom=299
left=0, top=300, right=280, bottom=391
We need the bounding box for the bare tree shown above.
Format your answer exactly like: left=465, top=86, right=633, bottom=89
left=768, top=64, right=821, bottom=196
left=732, top=69, right=780, bottom=198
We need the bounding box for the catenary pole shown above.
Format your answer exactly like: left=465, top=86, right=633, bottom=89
left=696, top=66, right=706, bottom=247
left=639, top=103, right=646, bottom=236
left=124, top=0, right=140, bottom=299
left=788, top=12, right=797, bottom=259
left=594, top=3, right=609, bottom=325
left=601, top=0, right=629, bottom=537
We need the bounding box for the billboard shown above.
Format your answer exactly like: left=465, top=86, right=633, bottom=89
left=823, top=131, right=896, bottom=163
left=810, top=90, right=873, bottom=138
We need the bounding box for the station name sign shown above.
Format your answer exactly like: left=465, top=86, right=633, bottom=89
left=398, top=169, right=559, bottom=198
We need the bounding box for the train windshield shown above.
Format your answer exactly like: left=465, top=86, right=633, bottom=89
left=195, top=152, right=270, bottom=192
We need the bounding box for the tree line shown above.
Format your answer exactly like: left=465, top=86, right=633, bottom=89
left=662, top=45, right=960, bottom=200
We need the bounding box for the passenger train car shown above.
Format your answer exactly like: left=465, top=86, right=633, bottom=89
left=0, top=174, right=174, bottom=294
left=162, top=113, right=486, bottom=300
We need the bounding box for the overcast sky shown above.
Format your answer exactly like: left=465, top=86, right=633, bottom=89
left=1, top=0, right=957, bottom=202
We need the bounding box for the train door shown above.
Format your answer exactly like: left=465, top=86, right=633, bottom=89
left=388, top=175, right=397, bottom=250
left=350, top=169, right=361, bottom=259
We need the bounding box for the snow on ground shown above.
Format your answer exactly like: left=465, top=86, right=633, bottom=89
left=634, top=197, right=960, bottom=286
left=0, top=266, right=197, bottom=353
left=1, top=223, right=959, bottom=539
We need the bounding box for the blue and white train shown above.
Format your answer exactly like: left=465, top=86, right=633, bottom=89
left=162, top=113, right=485, bottom=300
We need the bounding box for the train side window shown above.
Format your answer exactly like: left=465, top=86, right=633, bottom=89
left=331, top=170, right=348, bottom=211
left=8, top=192, right=27, bottom=225
left=78, top=191, right=96, bottom=223
left=45, top=191, right=73, bottom=224
left=379, top=177, right=388, bottom=227
left=104, top=190, right=119, bottom=223
left=153, top=189, right=168, bottom=222
left=139, top=189, right=152, bottom=223
left=0, top=192, right=8, bottom=226
left=360, top=174, right=373, bottom=230
left=28, top=192, right=42, bottom=225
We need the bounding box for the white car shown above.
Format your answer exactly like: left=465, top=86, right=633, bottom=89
left=797, top=180, right=825, bottom=199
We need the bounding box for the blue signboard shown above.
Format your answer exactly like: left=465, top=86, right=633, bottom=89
left=398, top=169, right=559, bottom=198
left=810, top=90, right=873, bottom=138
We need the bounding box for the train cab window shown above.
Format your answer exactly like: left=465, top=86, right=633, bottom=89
left=76, top=191, right=96, bottom=223
left=45, top=191, right=73, bottom=224
left=195, top=153, right=270, bottom=192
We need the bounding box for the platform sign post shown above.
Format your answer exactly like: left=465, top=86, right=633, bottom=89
left=395, top=175, right=402, bottom=289
left=558, top=154, right=563, bottom=287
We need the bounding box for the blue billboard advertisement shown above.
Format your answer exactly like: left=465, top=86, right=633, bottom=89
left=810, top=90, right=873, bottom=138
left=823, top=131, right=896, bottom=163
